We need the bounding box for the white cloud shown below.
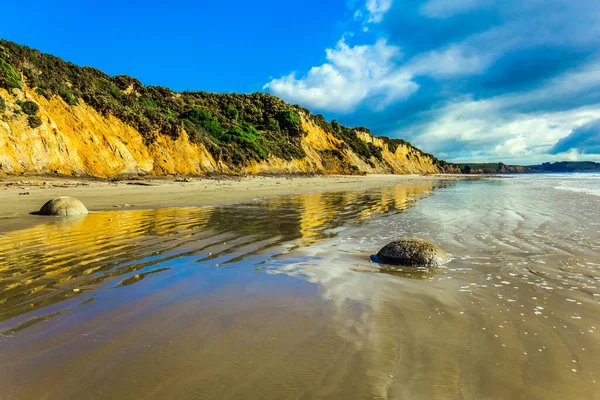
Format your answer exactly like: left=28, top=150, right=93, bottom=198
left=353, top=0, right=393, bottom=29
left=494, top=135, right=528, bottom=155
left=415, top=101, right=600, bottom=162
left=264, top=38, right=418, bottom=112
left=564, top=149, right=583, bottom=161
left=263, top=39, right=492, bottom=113
left=388, top=59, right=600, bottom=162
left=365, top=0, right=393, bottom=23
left=263, top=24, right=510, bottom=113
left=405, top=45, right=490, bottom=78
left=420, top=0, right=495, bottom=18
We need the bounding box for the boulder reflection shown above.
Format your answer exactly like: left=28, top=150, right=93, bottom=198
left=0, top=180, right=440, bottom=330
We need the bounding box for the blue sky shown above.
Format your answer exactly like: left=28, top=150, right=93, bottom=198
left=2, top=0, right=600, bottom=164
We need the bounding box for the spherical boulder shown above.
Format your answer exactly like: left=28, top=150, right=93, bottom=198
left=376, top=238, right=450, bottom=267
left=39, top=196, right=88, bottom=216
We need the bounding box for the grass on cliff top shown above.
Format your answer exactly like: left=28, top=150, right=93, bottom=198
left=0, top=39, right=454, bottom=171
left=0, top=58, right=22, bottom=90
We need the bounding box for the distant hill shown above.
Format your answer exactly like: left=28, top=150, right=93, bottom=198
left=456, top=161, right=600, bottom=174
left=527, top=161, right=600, bottom=173
left=456, top=162, right=531, bottom=174
left=0, top=39, right=458, bottom=178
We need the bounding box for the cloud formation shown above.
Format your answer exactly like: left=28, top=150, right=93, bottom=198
left=419, top=0, right=493, bottom=18
left=550, top=119, right=600, bottom=155
left=264, top=38, right=417, bottom=112
left=365, top=0, right=393, bottom=23
left=265, top=0, right=600, bottom=163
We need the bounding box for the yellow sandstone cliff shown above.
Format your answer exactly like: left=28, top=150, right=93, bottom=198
left=0, top=86, right=452, bottom=178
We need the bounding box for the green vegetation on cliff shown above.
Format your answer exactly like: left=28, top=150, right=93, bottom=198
left=0, top=58, right=22, bottom=90
left=0, top=39, right=455, bottom=172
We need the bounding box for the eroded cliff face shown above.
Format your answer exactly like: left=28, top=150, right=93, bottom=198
left=0, top=87, right=456, bottom=178
left=497, top=164, right=531, bottom=174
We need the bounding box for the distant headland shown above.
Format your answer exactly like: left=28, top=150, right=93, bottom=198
left=457, top=161, right=600, bottom=174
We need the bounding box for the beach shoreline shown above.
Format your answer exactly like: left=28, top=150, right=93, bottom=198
left=0, top=174, right=466, bottom=233
left=1, top=173, right=598, bottom=399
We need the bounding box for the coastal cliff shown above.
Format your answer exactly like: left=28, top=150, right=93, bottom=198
left=0, top=40, right=458, bottom=178
left=458, top=162, right=531, bottom=174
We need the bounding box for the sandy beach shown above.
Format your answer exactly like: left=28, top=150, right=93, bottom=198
left=0, top=174, right=457, bottom=233
left=1, top=174, right=599, bottom=399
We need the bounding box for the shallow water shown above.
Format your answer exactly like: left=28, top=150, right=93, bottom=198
left=0, top=176, right=599, bottom=399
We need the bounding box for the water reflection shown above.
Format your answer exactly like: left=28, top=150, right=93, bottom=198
left=0, top=180, right=440, bottom=330
left=368, top=254, right=443, bottom=279
left=1, top=177, right=599, bottom=399
left=378, top=266, right=440, bottom=280
left=278, top=177, right=600, bottom=399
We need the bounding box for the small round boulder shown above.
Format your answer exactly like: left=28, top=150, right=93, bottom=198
left=39, top=196, right=88, bottom=216
left=376, top=238, right=450, bottom=267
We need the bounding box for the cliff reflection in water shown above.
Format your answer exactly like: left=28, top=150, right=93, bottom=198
left=0, top=180, right=439, bottom=331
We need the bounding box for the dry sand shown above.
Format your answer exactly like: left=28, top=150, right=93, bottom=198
left=0, top=174, right=457, bottom=233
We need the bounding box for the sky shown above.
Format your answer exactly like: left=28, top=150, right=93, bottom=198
left=2, top=0, right=600, bottom=164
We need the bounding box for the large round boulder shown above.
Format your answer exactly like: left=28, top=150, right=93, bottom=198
left=39, top=196, right=88, bottom=216
left=376, top=238, right=450, bottom=267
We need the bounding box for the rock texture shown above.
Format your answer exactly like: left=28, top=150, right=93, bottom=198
left=376, top=238, right=450, bottom=267
left=39, top=196, right=88, bottom=216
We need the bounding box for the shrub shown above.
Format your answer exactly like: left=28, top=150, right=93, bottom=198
left=277, top=109, right=300, bottom=131
left=328, top=121, right=385, bottom=162
left=180, top=108, right=224, bottom=136
left=218, top=128, right=268, bottom=159
left=265, top=117, right=280, bottom=132
left=312, top=114, right=331, bottom=132
left=331, top=120, right=341, bottom=133
left=28, top=115, right=42, bottom=128
left=184, top=120, right=204, bottom=144
left=368, top=142, right=383, bottom=161
left=59, top=88, right=77, bottom=105
left=0, top=96, right=5, bottom=112
left=200, top=119, right=223, bottom=135
left=35, top=87, right=51, bottom=99
left=180, top=108, right=213, bottom=125
left=387, top=138, right=411, bottom=153
left=0, top=59, right=22, bottom=90
left=139, top=96, right=157, bottom=109
left=242, top=122, right=259, bottom=136
left=224, top=104, right=239, bottom=120
left=20, top=100, right=39, bottom=115
left=113, top=75, right=143, bottom=92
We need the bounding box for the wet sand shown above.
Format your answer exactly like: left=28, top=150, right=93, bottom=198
left=0, top=176, right=599, bottom=399
left=0, top=174, right=456, bottom=233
